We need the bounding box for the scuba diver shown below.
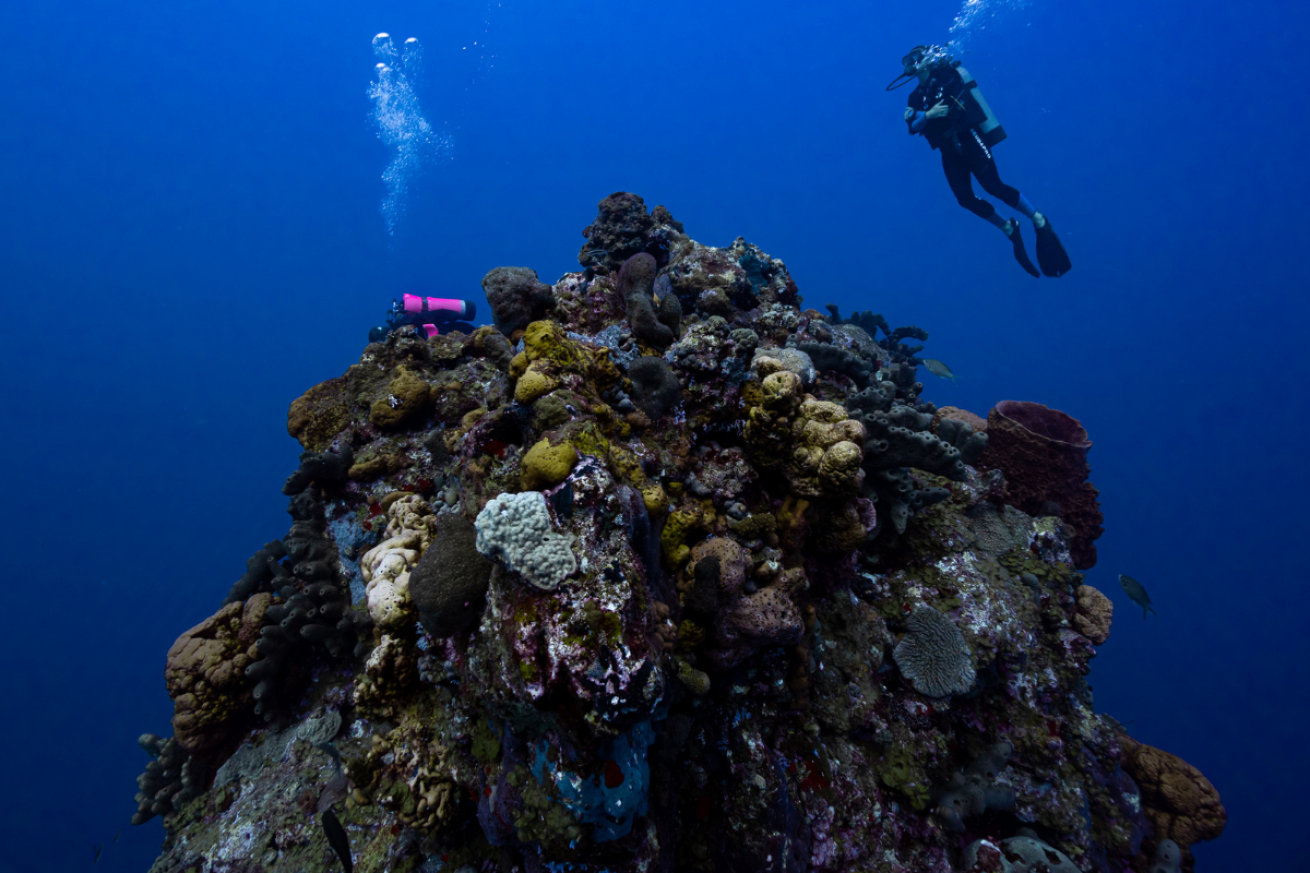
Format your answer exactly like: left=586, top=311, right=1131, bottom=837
left=887, top=45, right=1071, bottom=278
left=368, top=294, right=478, bottom=342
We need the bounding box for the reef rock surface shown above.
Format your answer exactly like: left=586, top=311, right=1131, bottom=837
left=133, top=194, right=1223, bottom=873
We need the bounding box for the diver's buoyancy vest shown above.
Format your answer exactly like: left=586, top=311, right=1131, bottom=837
left=954, top=65, right=1007, bottom=147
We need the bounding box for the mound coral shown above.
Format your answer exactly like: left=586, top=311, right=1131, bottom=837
left=408, top=513, right=494, bottom=637
left=1073, top=583, right=1114, bottom=645
left=1120, top=734, right=1227, bottom=867
left=165, top=594, right=272, bottom=762
left=482, top=266, right=556, bottom=336
left=744, top=367, right=866, bottom=498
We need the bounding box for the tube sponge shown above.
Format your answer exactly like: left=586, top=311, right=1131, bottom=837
left=475, top=491, right=576, bottom=590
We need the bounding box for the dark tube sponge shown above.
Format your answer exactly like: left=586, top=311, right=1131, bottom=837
left=628, top=356, right=681, bottom=420
left=283, top=446, right=354, bottom=496
left=618, top=254, right=675, bottom=348
left=932, top=741, right=1017, bottom=832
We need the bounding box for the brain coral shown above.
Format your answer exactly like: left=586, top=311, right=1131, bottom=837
left=474, top=490, right=577, bottom=590
left=894, top=605, right=976, bottom=698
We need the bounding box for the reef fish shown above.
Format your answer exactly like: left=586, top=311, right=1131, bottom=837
left=321, top=809, right=353, bottom=873
left=315, top=740, right=343, bottom=773
left=1118, top=574, right=1156, bottom=618
left=922, top=358, right=956, bottom=383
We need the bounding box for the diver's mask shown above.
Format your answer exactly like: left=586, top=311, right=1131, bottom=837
left=886, top=45, right=929, bottom=91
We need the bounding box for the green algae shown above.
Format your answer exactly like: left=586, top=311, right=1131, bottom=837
left=877, top=742, right=932, bottom=810
left=471, top=719, right=502, bottom=766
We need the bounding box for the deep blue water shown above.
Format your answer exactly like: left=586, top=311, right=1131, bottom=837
left=1, top=0, right=1304, bottom=869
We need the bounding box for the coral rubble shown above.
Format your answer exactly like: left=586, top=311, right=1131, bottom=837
left=131, top=194, right=1222, bottom=873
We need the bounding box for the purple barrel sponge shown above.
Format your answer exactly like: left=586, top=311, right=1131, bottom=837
left=978, top=400, right=1104, bottom=569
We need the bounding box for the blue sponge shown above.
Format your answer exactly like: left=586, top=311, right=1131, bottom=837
left=531, top=720, right=656, bottom=842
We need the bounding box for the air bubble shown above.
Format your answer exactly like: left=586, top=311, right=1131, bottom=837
left=367, top=34, right=448, bottom=235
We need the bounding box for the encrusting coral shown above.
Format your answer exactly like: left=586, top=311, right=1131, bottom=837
left=129, top=193, right=1224, bottom=873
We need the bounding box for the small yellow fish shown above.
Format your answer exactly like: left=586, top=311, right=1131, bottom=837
left=922, top=358, right=956, bottom=383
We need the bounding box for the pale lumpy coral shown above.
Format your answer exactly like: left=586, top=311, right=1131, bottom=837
left=359, top=494, right=438, bottom=629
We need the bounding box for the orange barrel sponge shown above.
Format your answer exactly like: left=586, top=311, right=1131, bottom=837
left=977, top=400, right=1104, bottom=570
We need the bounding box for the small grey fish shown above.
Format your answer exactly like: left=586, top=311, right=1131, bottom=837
left=1119, top=574, right=1157, bottom=618
left=315, top=740, right=343, bottom=773
left=922, top=358, right=956, bottom=383
left=93, top=844, right=103, bottom=863
left=321, top=809, right=353, bottom=873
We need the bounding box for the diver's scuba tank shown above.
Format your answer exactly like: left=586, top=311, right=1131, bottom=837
left=952, top=63, right=1007, bottom=147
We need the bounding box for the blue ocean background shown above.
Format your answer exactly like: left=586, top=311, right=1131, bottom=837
left=1, top=0, right=1304, bottom=868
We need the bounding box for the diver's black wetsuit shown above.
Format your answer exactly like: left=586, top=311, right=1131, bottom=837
left=906, top=67, right=1023, bottom=221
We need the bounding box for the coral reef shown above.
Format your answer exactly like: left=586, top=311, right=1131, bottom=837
left=130, top=194, right=1223, bottom=873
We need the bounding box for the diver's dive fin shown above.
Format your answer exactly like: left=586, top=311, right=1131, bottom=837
left=1008, top=222, right=1040, bottom=278
left=1035, top=220, right=1072, bottom=277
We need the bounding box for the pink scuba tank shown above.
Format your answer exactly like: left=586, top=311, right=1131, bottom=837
left=401, top=295, right=478, bottom=338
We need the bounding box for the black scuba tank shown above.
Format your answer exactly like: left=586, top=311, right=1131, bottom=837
left=953, top=64, right=1007, bottom=147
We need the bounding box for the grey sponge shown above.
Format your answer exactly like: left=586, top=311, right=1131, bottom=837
left=475, top=491, right=577, bottom=590
left=1148, top=840, right=1181, bottom=873
left=960, top=833, right=1078, bottom=871
left=894, top=605, right=975, bottom=698
left=934, top=742, right=1017, bottom=832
